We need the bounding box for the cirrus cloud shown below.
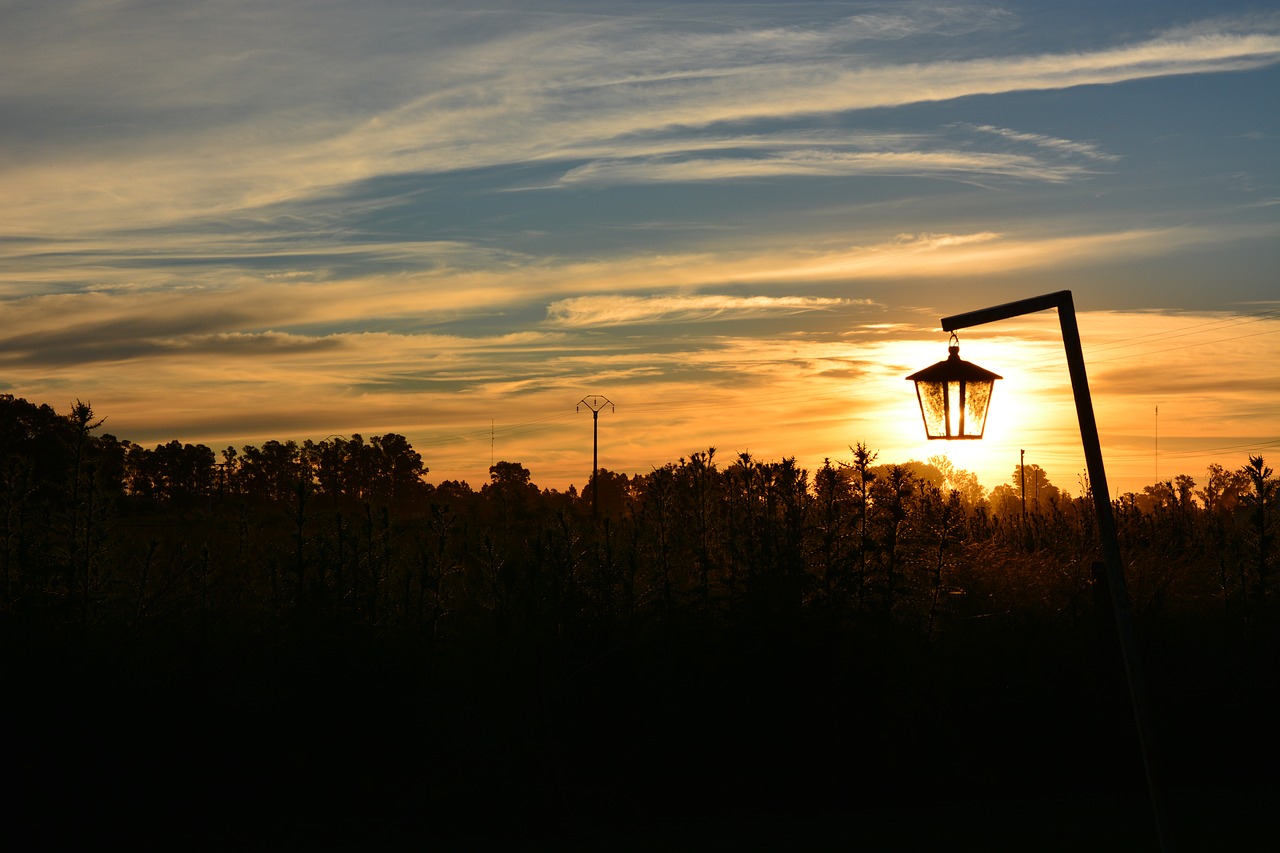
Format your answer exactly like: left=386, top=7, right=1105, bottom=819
left=546, top=294, right=876, bottom=327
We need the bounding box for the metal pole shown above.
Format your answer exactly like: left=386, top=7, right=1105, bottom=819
left=577, top=396, right=614, bottom=520
left=1021, top=448, right=1026, bottom=521
left=942, top=290, right=1170, bottom=851
left=592, top=408, right=599, bottom=518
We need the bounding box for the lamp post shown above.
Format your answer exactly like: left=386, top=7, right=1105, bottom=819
left=908, top=290, right=1168, bottom=851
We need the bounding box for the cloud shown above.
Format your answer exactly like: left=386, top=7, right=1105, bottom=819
left=554, top=148, right=1098, bottom=187
left=964, top=124, right=1122, bottom=162
left=3, top=7, right=1276, bottom=238
left=7, top=221, right=1271, bottom=374
left=545, top=294, right=872, bottom=327
left=745, top=223, right=1280, bottom=283
left=0, top=327, right=341, bottom=369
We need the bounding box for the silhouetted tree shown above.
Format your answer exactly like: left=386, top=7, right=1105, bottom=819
left=1240, top=456, right=1277, bottom=625
left=813, top=458, right=856, bottom=603
left=237, top=439, right=302, bottom=505
left=1196, top=463, right=1251, bottom=514
left=929, top=453, right=987, bottom=508
left=1013, top=462, right=1063, bottom=513
left=988, top=483, right=1020, bottom=519
left=894, top=459, right=945, bottom=491
left=580, top=468, right=631, bottom=521
left=913, top=484, right=967, bottom=644
left=837, top=443, right=878, bottom=616
left=673, top=448, right=721, bottom=607
left=868, top=463, right=914, bottom=616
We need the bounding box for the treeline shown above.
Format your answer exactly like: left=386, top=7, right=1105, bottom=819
left=3, top=394, right=1276, bottom=846
left=2, top=394, right=1272, bottom=641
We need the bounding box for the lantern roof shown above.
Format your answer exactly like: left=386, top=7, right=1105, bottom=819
left=906, top=344, right=1002, bottom=384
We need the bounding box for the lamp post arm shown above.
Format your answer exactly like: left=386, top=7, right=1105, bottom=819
left=941, top=290, right=1070, bottom=331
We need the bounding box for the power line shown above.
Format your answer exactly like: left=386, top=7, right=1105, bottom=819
left=995, top=438, right=1280, bottom=463
left=412, top=410, right=576, bottom=448
left=1108, top=438, right=1280, bottom=461
left=1070, top=307, right=1280, bottom=358
left=1082, top=327, right=1278, bottom=368
left=1020, top=319, right=1280, bottom=373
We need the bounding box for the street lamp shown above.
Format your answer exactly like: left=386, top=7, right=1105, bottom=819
left=908, top=290, right=1168, bottom=851
left=906, top=333, right=1001, bottom=440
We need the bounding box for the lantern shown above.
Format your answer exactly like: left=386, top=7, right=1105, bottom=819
left=907, top=334, right=1001, bottom=440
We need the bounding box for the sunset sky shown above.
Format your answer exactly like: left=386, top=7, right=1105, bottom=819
left=2, top=0, right=1277, bottom=497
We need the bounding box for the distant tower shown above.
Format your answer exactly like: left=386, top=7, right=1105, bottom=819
left=577, top=396, right=614, bottom=519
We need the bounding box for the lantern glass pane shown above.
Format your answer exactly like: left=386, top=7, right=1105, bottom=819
left=916, top=380, right=948, bottom=438
left=948, top=381, right=962, bottom=437
left=964, top=379, right=994, bottom=437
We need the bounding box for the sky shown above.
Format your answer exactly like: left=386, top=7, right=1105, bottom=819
left=2, top=0, right=1278, bottom=497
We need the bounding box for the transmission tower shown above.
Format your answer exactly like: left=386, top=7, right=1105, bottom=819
left=577, top=395, right=614, bottom=519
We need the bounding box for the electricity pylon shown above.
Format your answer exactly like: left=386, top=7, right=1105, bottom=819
left=577, top=395, right=614, bottom=519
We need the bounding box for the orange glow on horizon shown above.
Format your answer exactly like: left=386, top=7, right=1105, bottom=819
left=3, top=308, right=1274, bottom=501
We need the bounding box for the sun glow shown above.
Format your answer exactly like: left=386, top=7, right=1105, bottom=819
left=887, top=322, right=1088, bottom=495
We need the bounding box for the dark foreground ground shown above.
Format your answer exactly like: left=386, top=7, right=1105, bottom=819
left=7, top=616, right=1277, bottom=851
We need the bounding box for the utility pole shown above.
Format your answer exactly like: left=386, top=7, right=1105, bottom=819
left=1021, top=448, right=1026, bottom=521
left=577, top=396, right=614, bottom=519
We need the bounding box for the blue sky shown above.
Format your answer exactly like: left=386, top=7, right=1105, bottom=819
left=2, top=0, right=1277, bottom=495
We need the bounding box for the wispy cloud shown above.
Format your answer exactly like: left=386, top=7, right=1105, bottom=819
left=744, top=223, right=1280, bottom=282
left=6, top=221, right=1273, bottom=374
left=2, top=6, right=1276, bottom=238
left=555, top=148, right=1098, bottom=187
left=546, top=294, right=872, bottom=327
left=965, top=124, right=1122, bottom=162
